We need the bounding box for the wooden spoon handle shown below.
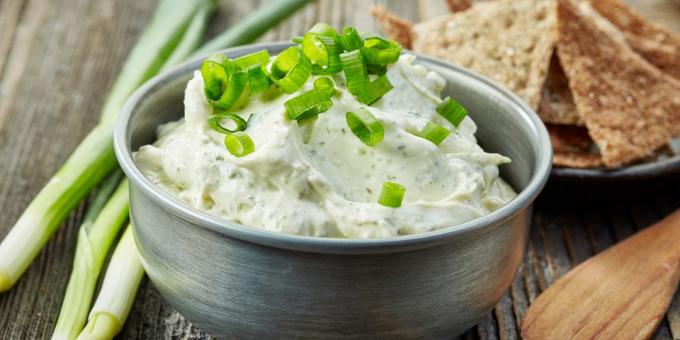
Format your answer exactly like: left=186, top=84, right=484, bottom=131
left=522, top=209, right=680, bottom=340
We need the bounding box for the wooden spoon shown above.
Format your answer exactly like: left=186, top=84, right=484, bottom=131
left=522, top=209, right=680, bottom=339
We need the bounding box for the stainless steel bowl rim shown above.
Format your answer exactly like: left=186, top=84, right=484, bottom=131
left=114, top=41, right=552, bottom=254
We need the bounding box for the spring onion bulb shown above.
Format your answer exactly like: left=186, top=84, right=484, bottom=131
left=77, top=226, right=144, bottom=340
left=52, top=178, right=130, bottom=340
left=378, top=182, right=406, bottom=208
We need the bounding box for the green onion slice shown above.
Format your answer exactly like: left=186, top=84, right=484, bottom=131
left=338, top=27, right=363, bottom=51
left=378, top=182, right=406, bottom=208
left=340, top=50, right=368, bottom=98
left=200, top=54, right=248, bottom=110
left=418, top=121, right=450, bottom=145
left=340, top=50, right=393, bottom=104
left=366, top=64, right=387, bottom=75
left=291, top=36, right=304, bottom=44
left=207, top=113, right=248, bottom=134
left=346, top=107, right=384, bottom=146
left=436, top=97, right=468, bottom=127
left=233, top=50, right=270, bottom=69
left=224, top=132, right=255, bottom=157
left=284, top=89, right=333, bottom=121
left=313, top=77, right=335, bottom=96
left=308, top=22, right=338, bottom=39
left=361, top=75, right=393, bottom=105
left=246, top=64, right=271, bottom=93
left=361, top=37, right=401, bottom=65
left=271, top=46, right=312, bottom=93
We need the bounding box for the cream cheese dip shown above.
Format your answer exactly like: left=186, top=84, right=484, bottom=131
left=135, top=54, right=517, bottom=239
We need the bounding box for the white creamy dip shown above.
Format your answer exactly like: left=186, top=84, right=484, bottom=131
left=135, top=54, right=517, bottom=238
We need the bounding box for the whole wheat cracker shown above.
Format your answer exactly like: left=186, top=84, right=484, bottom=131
left=548, top=124, right=593, bottom=153
left=590, top=0, right=680, bottom=80
left=556, top=0, right=680, bottom=167
left=553, top=151, right=604, bottom=168
left=538, top=54, right=583, bottom=125
left=408, top=0, right=558, bottom=110
left=445, top=0, right=472, bottom=13
left=370, top=5, right=413, bottom=49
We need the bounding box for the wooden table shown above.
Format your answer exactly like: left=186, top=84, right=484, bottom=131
left=1, top=0, right=679, bottom=338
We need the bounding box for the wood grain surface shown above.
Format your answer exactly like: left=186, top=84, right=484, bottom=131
left=0, top=0, right=679, bottom=339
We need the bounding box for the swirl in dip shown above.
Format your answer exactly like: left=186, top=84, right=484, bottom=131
left=135, top=54, right=516, bottom=238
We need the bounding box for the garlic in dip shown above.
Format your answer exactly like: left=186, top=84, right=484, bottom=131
left=134, top=54, right=517, bottom=239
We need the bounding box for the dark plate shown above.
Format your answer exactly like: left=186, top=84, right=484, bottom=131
left=551, top=137, right=680, bottom=182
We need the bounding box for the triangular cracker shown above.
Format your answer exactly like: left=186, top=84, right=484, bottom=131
left=590, top=0, right=680, bottom=80
left=409, top=0, right=558, bottom=110
left=538, top=54, right=583, bottom=125
left=370, top=5, right=413, bottom=49
left=445, top=0, right=472, bottom=13
left=556, top=0, right=680, bottom=167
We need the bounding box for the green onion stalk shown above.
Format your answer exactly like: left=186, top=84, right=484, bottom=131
left=0, top=0, right=313, bottom=293
left=77, top=226, right=144, bottom=340
left=52, top=176, right=129, bottom=340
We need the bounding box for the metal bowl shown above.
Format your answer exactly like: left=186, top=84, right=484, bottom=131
left=114, top=42, right=552, bottom=339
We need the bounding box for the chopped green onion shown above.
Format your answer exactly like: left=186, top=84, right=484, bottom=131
left=361, top=75, right=393, bottom=105
left=418, top=121, right=450, bottom=145
left=308, top=22, right=338, bottom=38
left=233, top=50, right=270, bottom=69
left=436, top=97, right=468, bottom=127
left=271, top=46, right=312, bottom=93
left=207, top=113, right=248, bottom=134
left=340, top=50, right=393, bottom=104
left=224, top=132, right=255, bottom=157
left=246, top=64, right=271, bottom=93
left=291, top=36, right=304, bottom=44
left=284, top=89, right=333, bottom=120
left=302, top=33, right=342, bottom=75
left=361, top=37, right=401, bottom=65
left=378, top=182, right=406, bottom=208
left=338, top=27, right=364, bottom=51
left=313, top=77, right=335, bottom=96
left=346, top=108, right=384, bottom=146
left=340, top=50, right=368, bottom=97
left=366, top=64, right=387, bottom=75
left=200, top=55, right=248, bottom=110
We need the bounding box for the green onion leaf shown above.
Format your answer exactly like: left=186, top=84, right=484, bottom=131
left=418, top=121, right=450, bottom=145
left=313, top=77, right=335, bottom=96
left=246, top=64, right=271, bottom=93
left=233, top=49, right=270, bottom=69
left=271, top=46, right=312, bottom=93
left=436, top=97, right=468, bottom=127
left=346, top=107, right=384, bottom=146
left=378, top=182, right=406, bottom=208
left=207, top=113, right=248, bottom=134
left=284, top=89, right=333, bottom=120
left=338, top=26, right=364, bottom=51
left=361, top=37, right=401, bottom=65
left=224, top=132, right=255, bottom=157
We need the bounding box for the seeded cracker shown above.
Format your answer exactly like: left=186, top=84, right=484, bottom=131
left=538, top=54, right=583, bottom=125
left=590, top=0, right=680, bottom=80
left=370, top=5, right=413, bottom=49
left=556, top=0, right=680, bottom=167
left=409, top=0, right=558, bottom=110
